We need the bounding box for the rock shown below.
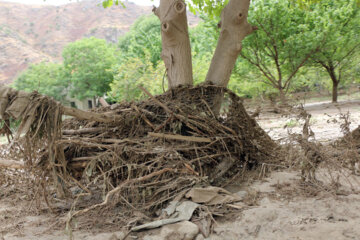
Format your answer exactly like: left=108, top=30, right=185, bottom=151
left=107, top=232, right=126, bottom=240
left=195, top=234, right=205, bottom=240
left=235, top=190, right=248, bottom=199
left=108, top=233, right=118, bottom=240
left=143, top=221, right=199, bottom=240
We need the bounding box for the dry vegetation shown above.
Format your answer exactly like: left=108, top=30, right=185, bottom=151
left=0, top=86, right=359, bottom=239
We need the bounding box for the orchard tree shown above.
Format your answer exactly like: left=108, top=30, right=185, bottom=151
left=13, top=62, right=68, bottom=102
left=118, top=15, right=162, bottom=68
left=63, top=37, right=116, bottom=100
left=189, top=15, right=218, bottom=58
left=109, top=53, right=166, bottom=102
left=103, top=0, right=256, bottom=115
left=308, top=0, right=359, bottom=102
left=240, top=0, right=322, bottom=104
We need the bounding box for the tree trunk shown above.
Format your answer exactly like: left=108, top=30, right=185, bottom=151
left=332, top=80, right=339, bottom=103
left=205, top=0, right=255, bottom=87
left=327, top=66, right=339, bottom=103
left=203, top=0, right=254, bottom=114
left=279, top=87, right=287, bottom=106
left=153, top=0, right=193, bottom=89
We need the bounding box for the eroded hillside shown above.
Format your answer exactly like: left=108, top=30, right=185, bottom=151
left=0, top=0, right=197, bottom=84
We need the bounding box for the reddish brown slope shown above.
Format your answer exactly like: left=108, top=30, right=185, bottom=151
left=0, top=0, right=152, bottom=84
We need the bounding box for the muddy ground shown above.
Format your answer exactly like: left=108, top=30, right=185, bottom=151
left=1, top=99, right=360, bottom=240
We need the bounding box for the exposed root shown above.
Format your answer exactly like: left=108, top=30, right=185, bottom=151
left=1, top=85, right=279, bottom=229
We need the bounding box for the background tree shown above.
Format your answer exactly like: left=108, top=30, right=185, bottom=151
left=308, top=0, right=360, bottom=102
left=109, top=53, right=166, bottom=102
left=189, top=16, right=218, bottom=84
left=240, top=0, right=322, bottom=104
left=13, top=62, right=68, bottom=102
left=118, top=15, right=162, bottom=68
left=62, top=37, right=116, bottom=100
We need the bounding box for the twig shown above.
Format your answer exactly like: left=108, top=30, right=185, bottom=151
left=155, top=114, right=174, bottom=132
left=62, top=128, right=106, bottom=135
left=62, top=106, right=121, bottom=123
left=148, top=132, right=212, bottom=143
left=66, top=168, right=174, bottom=224
left=138, top=86, right=172, bottom=114
left=132, top=104, right=155, bottom=130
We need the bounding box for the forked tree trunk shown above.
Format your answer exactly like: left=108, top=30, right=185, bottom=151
left=153, top=0, right=193, bottom=89
left=205, top=0, right=255, bottom=87
left=153, top=0, right=253, bottom=114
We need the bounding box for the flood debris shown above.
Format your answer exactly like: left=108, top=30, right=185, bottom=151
left=2, top=84, right=359, bottom=234
left=0, top=84, right=279, bottom=230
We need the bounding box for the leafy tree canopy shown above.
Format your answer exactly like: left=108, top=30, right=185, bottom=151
left=62, top=37, right=116, bottom=100
left=305, top=0, right=359, bottom=101
left=240, top=0, right=324, bottom=101
left=13, top=62, right=68, bottom=102
left=109, top=53, right=166, bottom=102
left=118, top=15, right=162, bottom=68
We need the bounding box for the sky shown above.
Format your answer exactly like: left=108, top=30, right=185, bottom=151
left=2, top=0, right=159, bottom=6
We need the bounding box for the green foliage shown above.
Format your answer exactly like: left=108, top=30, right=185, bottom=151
left=189, top=15, right=219, bottom=58
left=101, top=0, right=124, bottom=8
left=98, top=0, right=227, bottom=17
left=13, top=62, right=68, bottom=102
left=62, top=37, right=116, bottom=100
left=43, top=0, right=360, bottom=103
left=109, top=54, right=166, bottom=102
left=240, top=0, right=323, bottom=100
left=192, top=53, right=212, bottom=84
left=307, top=0, right=360, bottom=91
left=118, top=15, right=162, bottom=68
left=188, top=0, right=228, bottom=18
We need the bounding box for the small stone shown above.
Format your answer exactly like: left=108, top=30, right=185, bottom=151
left=108, top=233, right=118, bottom=240
left=235, top=190, right=248, bottom=199
left=143, top=236, right=154, bottom=240
left=160, top=221, right=199, bottom=240
left=195, top=234, right=205, bottom=240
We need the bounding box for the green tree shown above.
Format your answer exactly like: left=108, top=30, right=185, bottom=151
left=118, top=15, right=162, bottom=68
left=62, top=37, right=116, bottom=100
left=109, top=53, right=166, bottom=102
left=189, top=15, right=218, bottom=58
left=308, top=0, right=359, bottom=102
left=240, top=0, right=322, bottom=103
left=13, top=62, right=68, bottom=102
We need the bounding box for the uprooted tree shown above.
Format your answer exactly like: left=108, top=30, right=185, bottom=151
left=0, top=0, right=280, bottom=228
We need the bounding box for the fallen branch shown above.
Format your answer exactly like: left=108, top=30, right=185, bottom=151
left=148, top=132, right=212, bottom=143
left=66, top=168, right=174, bottom=225
left=139, top=86, right=172, bottom=114
left=62, top=127, right=106, bottom=135
left=62, top=106, right=121, bottom=123
left=0, top=158, right=24, bottom=169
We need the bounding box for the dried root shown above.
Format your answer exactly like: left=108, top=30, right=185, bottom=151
left=1, top=85, right=279, bottom=227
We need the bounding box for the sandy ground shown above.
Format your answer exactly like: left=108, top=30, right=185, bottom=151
left=210, top=170, right=360, bottom=240
left=1, top=99, right=360, bottom=240
left=256, top=99, right=360, bottom=142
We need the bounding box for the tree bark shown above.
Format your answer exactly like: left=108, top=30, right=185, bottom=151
left=279, top=87, right=287, bottom=106
left=332, top=80, right=339, bottom=103
left=153, top=0, right=193, bottom=89
left=205, top=0, right=255, bottom=87
left=326, top=65, right=339, bottom=103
